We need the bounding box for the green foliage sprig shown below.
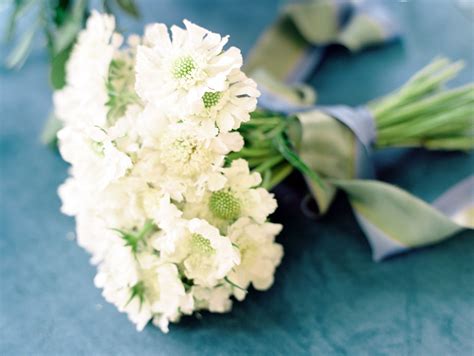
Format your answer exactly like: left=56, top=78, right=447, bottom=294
left=4, top=0, right=140, bottom=90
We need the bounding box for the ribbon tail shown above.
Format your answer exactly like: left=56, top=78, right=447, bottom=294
left=332, top=179, right=469, bottom=261
left=337, top=0, right=401, bottom=51
left=432, top=175, right=474, bottom=227
left=352, top=210, right=408, bottom=261
left=245, top=0, right=401, bottom=111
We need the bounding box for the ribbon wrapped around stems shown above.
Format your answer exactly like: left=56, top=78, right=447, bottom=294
left=243, top=0, right=473, bottom=260
left=294, top=106, right=472, bottom=261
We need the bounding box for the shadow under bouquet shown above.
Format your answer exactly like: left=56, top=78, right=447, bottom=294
left=55, top=12, right=473, bottom=332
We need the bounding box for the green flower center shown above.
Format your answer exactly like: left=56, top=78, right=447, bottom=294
left=191, top=233, right=214, bottom=254
left=202, top=91, right=222, bottom=108
left=209, top=190, right=241, bottom=221
left=172, top=56, right=197, bottom=79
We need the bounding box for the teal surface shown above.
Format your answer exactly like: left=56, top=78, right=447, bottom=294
left=1, top=0, right=473, bottom=355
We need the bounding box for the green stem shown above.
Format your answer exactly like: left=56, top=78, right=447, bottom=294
left=262, top=169, right=273, bottom=189
left=242, top=117, right=284, bottom=127
left=254, top=155, right=285, bottom=173
left=376, top=84, right=473, bottom=128
left=369, top=59, right=464, bottom=119
left=378, top=105, right=473, bottom=141
left=274, top=132, right=326, bottom=190
left=246, top=156, right=269, bottom=167
left=366, top=58, right=473, bottom=150
left=235, top=147, right=276, bottom=157
left=224, top=277, right=247, bottom=292
left=424, top=136, right=474, bottom=150
left=263, top=163, right=294, bottom=190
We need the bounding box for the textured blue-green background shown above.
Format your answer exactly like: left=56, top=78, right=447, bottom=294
left=1, top=0, right=473, bottom=355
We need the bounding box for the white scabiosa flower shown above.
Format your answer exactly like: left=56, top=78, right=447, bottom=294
left=192, top=285, right=233, bottom=313
left=183, top=159, right=277, bottom=232
left=153, top=217, right=240, bottom=287
left=58, top=177, right=86, bottom=217
left=94, top=178, right=150, bottom=227
left=158, top=121, right=221, bottom=177
left=218, top=159, right=278, bottom=224
left=227, top=218, right=283, bottom=301
left=145, top=194, right=183, bottom=231
left=54, top=11, right=123, bottom=128
left=94, top=239, right=153, bottom=331
left=183, top=218, right=240, bottom=286
left=74, top=213, right=121, bottom=264
left=148, top=196, right=188, bottom=257
left=135, top=20, right=242, bottom=117
left=135, top=257, right=190, bottom=333
left=194, top=69, right=260, bottom=132
left=57, top=125, right=132, bottom=190
left=143, top=120, right=243, bottom=200
left=94, top=234, right=191, bottom=332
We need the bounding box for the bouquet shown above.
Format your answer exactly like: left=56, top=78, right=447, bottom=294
left=56, top=12, right=283, bottom=332
left=56, top=11, right=473, bottom=331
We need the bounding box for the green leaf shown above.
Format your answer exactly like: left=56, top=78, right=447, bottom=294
left=102, top=0, right=113, bottom=13
left=105, top=59, right=140, bottom=123
left=50, top=44, right=74, bottom=89
left=264, top=163, right=293, bottom=190
left=115, top=0, right=140, bottom=17
left=112, top=228, right=141, bottom=252
left=51, top=0, right=87, bottom=55
left=5, top=24, right=37, bottom=69
left=51, top=21, right=81, bottom=56
left=111, top=220, right=156, bottom=253
left=127, top=281, right=146, bottom=308
left=40, top=112, right=63, bottom=148
left=52, top=0, right=73, bottom=26
left=4, top=0, right=37, bottom=42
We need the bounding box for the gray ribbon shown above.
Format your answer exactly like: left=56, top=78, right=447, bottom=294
left=318, top=105, right=376, bottom=179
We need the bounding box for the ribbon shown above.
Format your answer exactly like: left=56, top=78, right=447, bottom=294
left=246, top=0, right=473, bottom=260
left=301, top=106, right=472, bottom=261
left=279, top=102, right=473, bottom=261
left=244, top=0, right=400, bottom=109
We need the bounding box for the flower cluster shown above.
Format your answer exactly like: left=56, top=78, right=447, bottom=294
left=55, top=12, right=283, bottom=332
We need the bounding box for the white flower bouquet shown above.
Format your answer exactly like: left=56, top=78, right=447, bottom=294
left=56, top=12, right=282, bottom=332
left=56, top=11, right=473, bottom=332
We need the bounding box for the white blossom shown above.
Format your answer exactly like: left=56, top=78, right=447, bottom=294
left=183, top=159, right=278, bottom=232
left=228, top=218, right=283, bottom=300
left=56, top=13, right=282, bottom=333
left=54, top=11, right=122, bottom=128
left=135, top=20, right=242, bottom=118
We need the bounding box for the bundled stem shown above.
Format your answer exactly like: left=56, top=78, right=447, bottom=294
left=235, top=58, right=473, bottom=191
left=368, top=58, right=474, bottom=149
left=231, top=112, right=313, bottom=191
